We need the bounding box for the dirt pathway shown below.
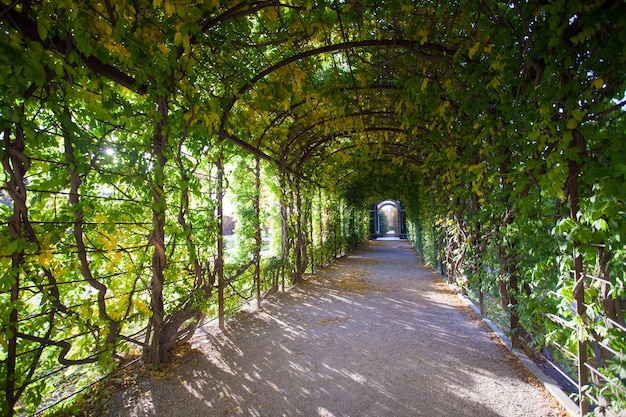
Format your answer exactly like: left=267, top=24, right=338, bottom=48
left=106, top=240, right=567, bottom=417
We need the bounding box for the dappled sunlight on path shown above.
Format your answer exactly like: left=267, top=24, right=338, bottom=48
left=106, top=240, right=565, bottom=417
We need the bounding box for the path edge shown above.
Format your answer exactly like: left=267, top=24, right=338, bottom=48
left=444, top=278, right=579, bottom=416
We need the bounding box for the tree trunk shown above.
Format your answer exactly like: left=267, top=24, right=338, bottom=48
left=318, top=189, right=324, bottom=265
left=63, top=108, right=120, bottom=349
left=217, top=145, right=225, bottom=329
left=568, top=130, right=589, bottom=416
left=509, top=270, right=520, bottom=349
left=254, top=155, right=262, bottom=308
left=2, top=124, right=27, bottom=417
left=279, top=173, right=290, bottom=292
left=146, top=95, right=169, bottom=364
left=293, top=178, right=308, bottom=283
left=309, top=197, right=315, bottom=274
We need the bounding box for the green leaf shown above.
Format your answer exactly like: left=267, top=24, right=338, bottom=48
left=37, top=19, right=48, bottom=40
left=566, top=118, right=578, bottom=130
left=562, top=131, right=573, bottom=145
left=5, top=239, right=25, bottom=255
left=571, top=109, right=585, bottom=122
left=5, top=240, right=18, bottom=256
left=592, top=218, right=609, bottom=232
left=23, top=58, right=47, bottom=86
left=113, top=18, right=127, bottom=43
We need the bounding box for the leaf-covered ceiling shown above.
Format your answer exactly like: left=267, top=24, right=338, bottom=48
left=3, top=0, right=625, bottom=207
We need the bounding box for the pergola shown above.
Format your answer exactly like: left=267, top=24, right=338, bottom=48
left=1, top=2, right=625, bottom=416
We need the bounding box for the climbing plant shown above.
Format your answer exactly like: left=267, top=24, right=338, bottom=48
left=402, top=2, right=626, bottom=415
left=1, top=0, right=625, bottom=415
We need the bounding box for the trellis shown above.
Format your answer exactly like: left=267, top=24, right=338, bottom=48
left=2, top=1, right=625, bottom=416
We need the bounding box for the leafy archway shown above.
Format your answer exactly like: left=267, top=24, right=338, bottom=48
left=1, top=1, right=625, bottom=415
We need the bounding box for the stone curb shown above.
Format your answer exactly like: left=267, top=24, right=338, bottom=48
left=450, top=285, right=579, bottom=417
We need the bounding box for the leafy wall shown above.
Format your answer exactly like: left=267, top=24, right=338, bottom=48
left=1, top=1, right=625, bottom=415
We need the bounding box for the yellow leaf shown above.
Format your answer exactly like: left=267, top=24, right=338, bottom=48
left=134, top=299, right=153, bottom=317
left=173, top=31, right=183, bottom=46
left=111, top=251, right=123, bottom=264
left=100, top=232, right=117, bottom=252
left=39, top=250, right=53, bottom=269
left=417, top=26, right=429, bottom=45
left=591, top=77, right=604, bottom=90
left=489, top=54, right=506, bottom=71
left=438, top=100, right=450, bottom=117
left=468, top=163, right=484, bottom=175
left=263, top=7, right=278, bottom=26
left=159, top=43, right=170, bottom=56
left=395, top=98, right=404, bottom=114
left=80, top=304, right=95, bottom=319
left=421, top=78, right=429, bottom=91
left=291, top=66, right=306, bottom=95
left=468, top=41, right=480, bottom=59
left=107, top=294, right=129, bottom=321
left=164, top=1, right=175, bottom=16
left=486, top=75, right=501, bottom=89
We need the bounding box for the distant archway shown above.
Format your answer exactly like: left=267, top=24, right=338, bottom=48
left=369, top=200, right=407, bottom=240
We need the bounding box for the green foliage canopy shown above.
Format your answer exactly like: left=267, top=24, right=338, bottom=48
left=1, top=0, right=625, bottom=415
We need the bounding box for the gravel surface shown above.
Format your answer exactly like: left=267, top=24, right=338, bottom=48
left=105, top=240, right=568, bottom=417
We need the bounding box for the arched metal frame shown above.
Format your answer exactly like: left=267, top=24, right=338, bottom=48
left=368, top=200, right=407, bottom=240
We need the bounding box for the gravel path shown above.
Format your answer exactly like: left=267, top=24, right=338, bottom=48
left=105, top=240, right=568, bottom=417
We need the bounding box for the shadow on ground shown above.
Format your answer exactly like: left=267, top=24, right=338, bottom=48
left=106, top=241, right=564, bottom=417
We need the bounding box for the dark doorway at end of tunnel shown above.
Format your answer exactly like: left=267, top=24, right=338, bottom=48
left=369, top=200, right=407, bottom=240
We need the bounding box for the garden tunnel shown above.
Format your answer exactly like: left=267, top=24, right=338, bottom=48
left=1, top=1, right=626, bottom=416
